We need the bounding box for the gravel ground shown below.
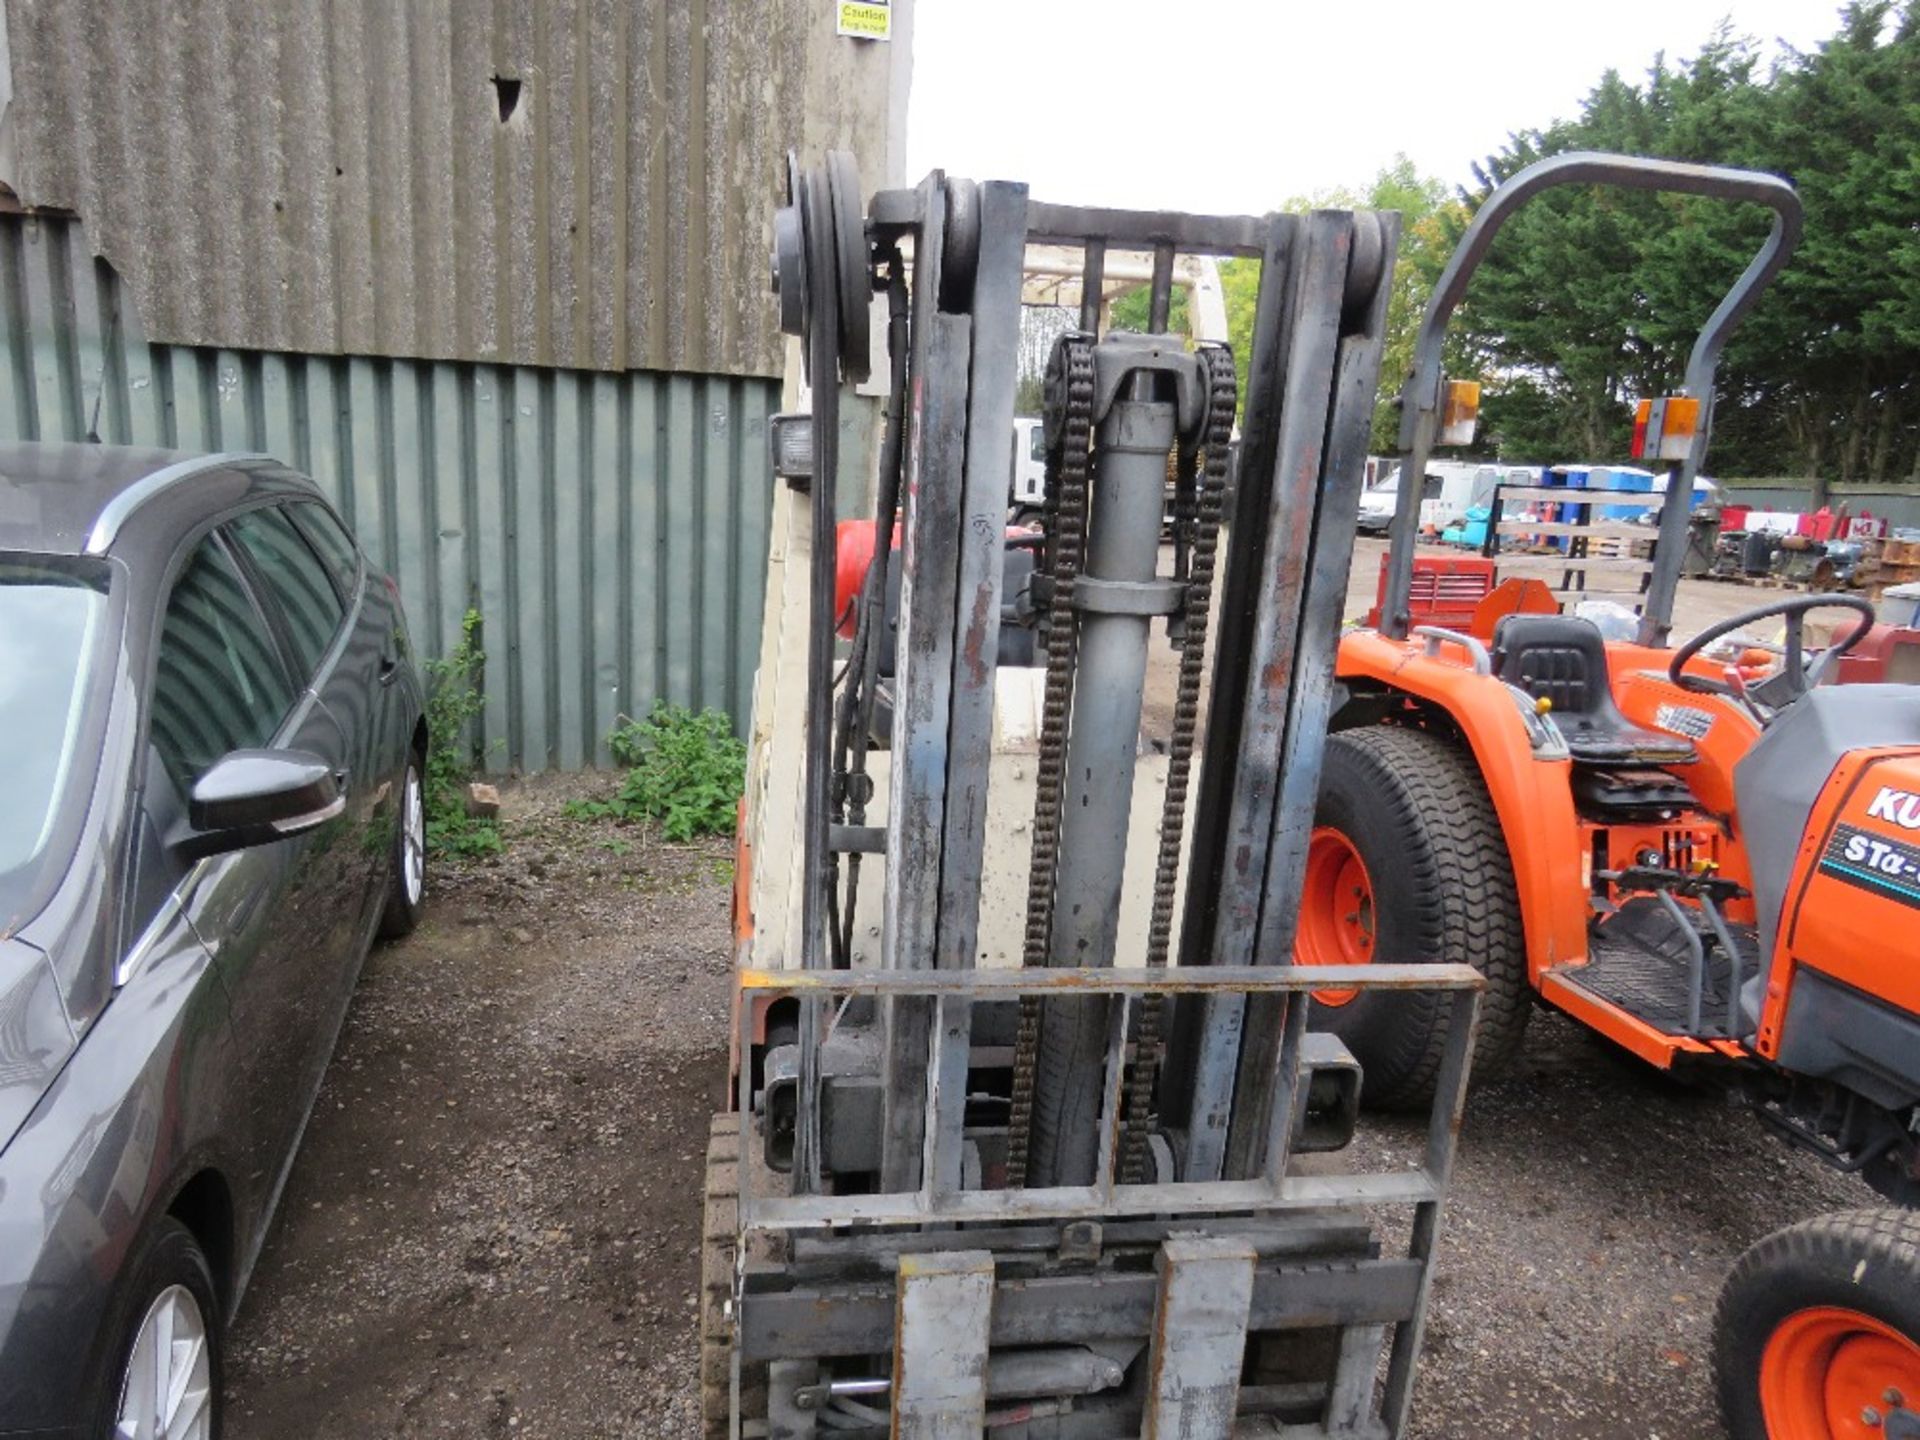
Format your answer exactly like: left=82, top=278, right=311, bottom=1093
left=225, top=776, right=730, bottom=1440
left=1361, top=1012, right=1866, bottom=1438
left=222, top=555, right=1872, bottom=1438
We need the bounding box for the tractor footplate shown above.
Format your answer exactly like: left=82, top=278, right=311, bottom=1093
left=1572, top=896, right=1758, bottom=1039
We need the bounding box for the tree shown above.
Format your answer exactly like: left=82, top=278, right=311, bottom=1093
left=1102, top=156, right=1459, bottom=440
left=1354, top=159, right=1466, bottom=452
left=1446, top=4, right=1919, bottom=486
left=1107, top=281, right=1190, bottom=338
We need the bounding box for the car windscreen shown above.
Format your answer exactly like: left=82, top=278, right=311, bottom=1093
left=0, top=555, right=112, bottom=924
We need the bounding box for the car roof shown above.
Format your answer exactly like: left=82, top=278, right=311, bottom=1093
left=0, top=441, right=307, bottom=560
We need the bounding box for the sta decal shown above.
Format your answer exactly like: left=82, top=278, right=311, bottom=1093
left=1865, top=786, right=1920, bottom=831
left=1842, top=831, right=1920, bottom=881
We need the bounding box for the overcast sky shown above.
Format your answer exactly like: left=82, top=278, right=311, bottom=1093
left=906, top=1, right=1847, bottom=213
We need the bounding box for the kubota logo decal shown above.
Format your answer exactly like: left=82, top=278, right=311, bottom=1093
left=1865, top=786, right=1920, bottom=830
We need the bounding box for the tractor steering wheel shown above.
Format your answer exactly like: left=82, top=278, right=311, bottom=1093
left=1668, top=593, right=1877, bottom=713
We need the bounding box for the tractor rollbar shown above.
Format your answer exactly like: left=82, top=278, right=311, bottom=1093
left=1379, top=150, right=1803, bottom=646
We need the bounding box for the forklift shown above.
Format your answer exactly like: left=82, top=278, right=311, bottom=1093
left=1308, top=153, right=1920, bottom=1439
left=707, top=152, right=1484, bottom=1437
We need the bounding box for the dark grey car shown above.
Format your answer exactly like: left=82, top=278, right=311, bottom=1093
left=0, top=444, right=427, bottom=1439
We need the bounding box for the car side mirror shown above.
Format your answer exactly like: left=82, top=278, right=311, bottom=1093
left=177, top=749, right=343, bottom=860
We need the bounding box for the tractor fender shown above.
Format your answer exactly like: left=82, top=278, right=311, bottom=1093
left=1334, top=629, right=1590, bottom=981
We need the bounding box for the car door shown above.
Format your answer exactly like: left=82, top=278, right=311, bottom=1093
left=283, top=495, right=410, bottom=893
left=145, top=530, right=350, bottom=1203
left=221, top=502, right=380, bottom=1037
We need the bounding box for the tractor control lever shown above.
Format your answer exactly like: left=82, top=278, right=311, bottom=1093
left=1598, top=865, right=1748, bottom=905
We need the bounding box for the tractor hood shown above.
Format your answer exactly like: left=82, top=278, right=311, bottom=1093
left=0, top=935, right=76, bottom=1154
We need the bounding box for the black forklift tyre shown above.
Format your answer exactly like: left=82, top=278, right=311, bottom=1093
left=701, top=1112, right=767, bottom=1439
left=1714, top=1208, right=1920, bottom=1439
left=1306, top=726, right=1528, bottom=1109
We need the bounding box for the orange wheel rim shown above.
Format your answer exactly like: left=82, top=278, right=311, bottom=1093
left=1297, top=827, right=1375, bottom=1007
left=1760, top=1306, right=1920, bottom=1439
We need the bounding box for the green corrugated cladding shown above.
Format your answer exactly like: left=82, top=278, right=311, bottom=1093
left=0, top=207, right=797, bottom=772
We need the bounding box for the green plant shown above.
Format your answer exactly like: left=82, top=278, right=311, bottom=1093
left=423, top=608, right=504, bottom=858
left=569, top=702, right=745, bottom=842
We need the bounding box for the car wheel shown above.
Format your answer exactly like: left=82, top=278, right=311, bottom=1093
left=92, top=1217, right=222, bottom=1440
left=378, top=752, right=426, bottom=939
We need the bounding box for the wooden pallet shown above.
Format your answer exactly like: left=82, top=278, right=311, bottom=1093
left=1882, top=539, right=1920, bottom=566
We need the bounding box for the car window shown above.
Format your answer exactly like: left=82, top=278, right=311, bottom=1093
left=0, top=556, right=110, bottom=916
left=150, top=538, right=297, bottom=793
left=1029, top=426, right=1047, bottom=463
left=227, top=506, right=346, bottom=679
left=288, top=500, right=362, bottom=599
left=1420, top=474, right=1444, bottom=502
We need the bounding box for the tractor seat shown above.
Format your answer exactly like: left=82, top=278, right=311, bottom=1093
left=1493, top=614, right=1698, bottom=767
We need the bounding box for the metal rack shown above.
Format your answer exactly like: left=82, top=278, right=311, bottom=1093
left=1481, top=482, right=1664, bottom=612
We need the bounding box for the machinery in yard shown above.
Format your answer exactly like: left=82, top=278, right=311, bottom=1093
left=709, top=150, right=1482, bottom=1438
left=1311, top=153, right=1920, bottom=1439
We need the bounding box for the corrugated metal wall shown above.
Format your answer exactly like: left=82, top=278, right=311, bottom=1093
left=2, top=0, right=825, bottom=378
left=0, top=206, right=812, bottom=772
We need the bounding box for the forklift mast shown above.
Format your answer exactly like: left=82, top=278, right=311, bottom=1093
left=1376, top=152, right=1802, bottom=647
left=715, top=152, right=1483, bottom=1439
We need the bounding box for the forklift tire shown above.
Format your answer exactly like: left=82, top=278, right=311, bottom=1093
left=1304, top=726, right=1527, bottom=1109
left=700, top=1112, right=766, bottom=1439
left=1714, top=1208, right=1920, bottom=1439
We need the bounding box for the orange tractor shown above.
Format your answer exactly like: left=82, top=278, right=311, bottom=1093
left=1304, top=155, right=1920, bottom=1439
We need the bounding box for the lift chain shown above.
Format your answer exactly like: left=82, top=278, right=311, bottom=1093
left=1006, top=332, right=1095, bottom=1188
left=1120, top=342, right=1236, bottom=1183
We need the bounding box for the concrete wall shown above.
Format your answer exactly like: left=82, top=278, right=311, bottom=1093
left=0, top=0, right=912, bottom=378
left=7, top=206, right=906, bottom=770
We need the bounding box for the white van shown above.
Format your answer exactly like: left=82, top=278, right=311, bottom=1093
left=1355, top=460, right=1539, bottom=535
left=1011, top=417, right=1048, bottom=515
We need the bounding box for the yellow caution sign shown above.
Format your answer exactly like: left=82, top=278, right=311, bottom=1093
left=837, top=0, right=891, bottom=39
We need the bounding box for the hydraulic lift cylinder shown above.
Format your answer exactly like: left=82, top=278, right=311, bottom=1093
left=1029, top=378, right=1178, bottom=1188
left=1056, top=392, right=1173, bottom=965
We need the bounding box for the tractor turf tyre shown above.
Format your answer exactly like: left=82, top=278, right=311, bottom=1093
left=1714, top=1208, right=1920, bottom=1440
left=1307, top=726, right=1528, bottom=1109
left=700, top=1112, right=765, bottom=1440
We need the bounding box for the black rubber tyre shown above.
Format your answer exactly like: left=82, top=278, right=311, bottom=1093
left=1714, top=1208, right=1920, bottom=1440
left=700, top=1112, right=767, bottom=1439
left=1027, top=990, right=1109, bottom=1187
left=377, top=751, right=426, bottom=939
left=87, top=1216, right=224, bottom=1440
left=1307, top=726, right=1528, bottom=1109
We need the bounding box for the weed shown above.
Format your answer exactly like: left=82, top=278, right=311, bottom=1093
left=423, top=608, right=504, bottom=858
left=568, top=702, right=745, bottom=842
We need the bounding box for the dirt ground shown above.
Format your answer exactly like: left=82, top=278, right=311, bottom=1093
left=224, top=556, right=1876, bottom=1439
left=224, top=778, right=731, bottom=1440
